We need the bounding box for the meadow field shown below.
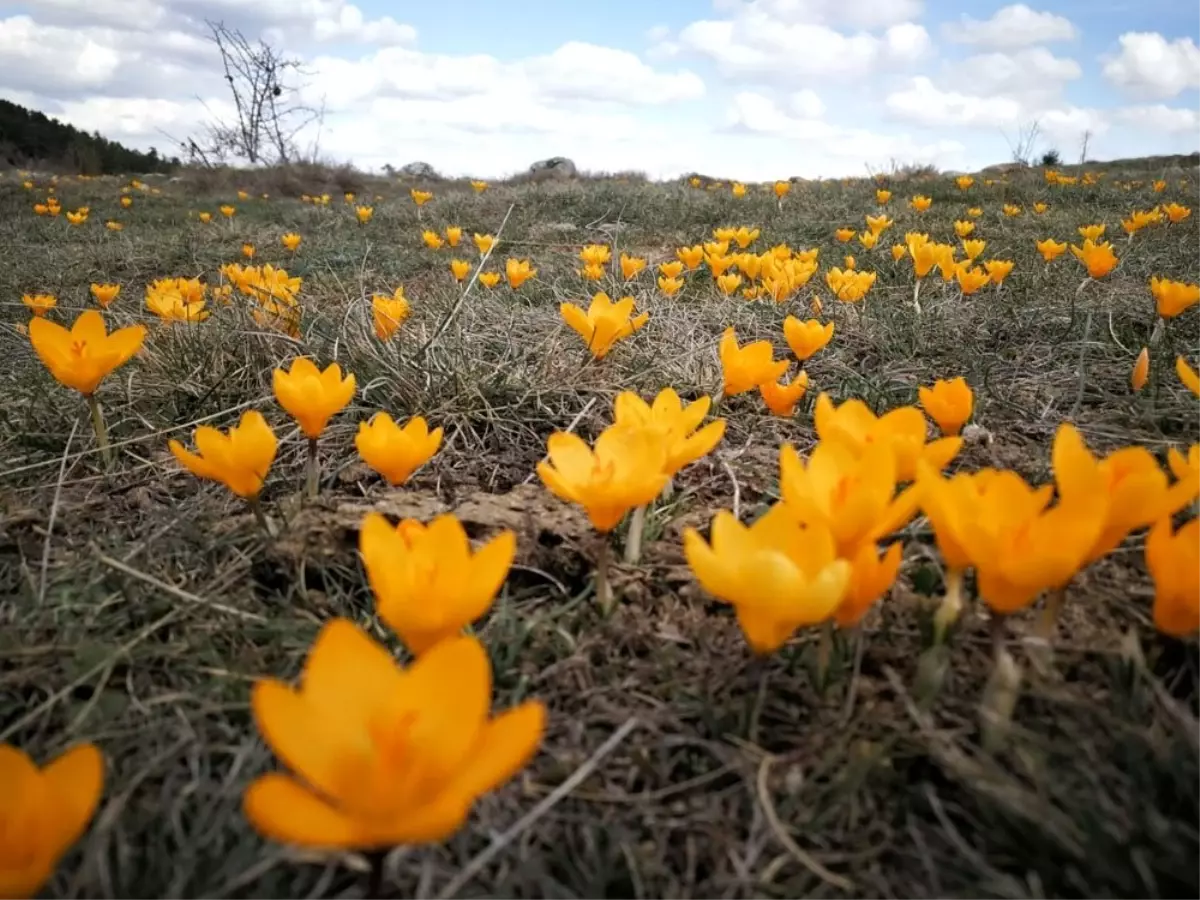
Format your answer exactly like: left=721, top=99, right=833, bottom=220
left=1, top=157, right=1198, bottom=899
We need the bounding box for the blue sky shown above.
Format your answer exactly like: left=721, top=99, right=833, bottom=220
left=1, top=1, right=1197, bottom=178
left=364, top=0, right=1194, bottom=58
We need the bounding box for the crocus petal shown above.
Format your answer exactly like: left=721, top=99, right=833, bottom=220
left=560, top=303, right=592, bottom=342
left=251, top=681, right=355, bottom=803
left=41, top=743, right=104, bottom=855
left=243, top=773, right=371, bottom=849
left=299, top=619, right=408, bottom=732
left=400, top=636, right=492, bottom=776
left=446, top=701, right=546, bottom=801
left=462, top=530, right=517, bottom=621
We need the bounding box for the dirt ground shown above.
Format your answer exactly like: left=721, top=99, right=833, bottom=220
left=1, top=159, right=1197, bottom=898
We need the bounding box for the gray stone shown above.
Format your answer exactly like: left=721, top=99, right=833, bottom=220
left=398, top=161, right=439, bottom=178
left=529, top=156, right=577, bottom=178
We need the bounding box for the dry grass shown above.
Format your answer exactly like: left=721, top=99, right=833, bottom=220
left=1, top=160, right=1198, bottom=899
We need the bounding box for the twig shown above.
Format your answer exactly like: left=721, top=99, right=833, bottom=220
left=435, top=717, right=640, bottom=899
left=38, top=419, right=78, bottom=606
left=0, top=395, right=269, bottom=479
left=1069, top=307, right=1096, bottom=418
left=415, top=203, right=515, bottom=361
left=720, top=456, right=741, bottom=520
left=755, top=755, right=854, bottom=892
left=94, top=551, right=267, bottom=621
left=0, top=607, right=183, bottom=742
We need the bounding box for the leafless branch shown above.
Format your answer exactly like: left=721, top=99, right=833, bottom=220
left=180, top=21, right=325, bottom=166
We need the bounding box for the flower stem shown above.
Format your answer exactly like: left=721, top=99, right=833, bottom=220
left=86, top=394, right=113, bottom=468
left=247, top=495, right=277, bottom=537
left=305, top=437, right=320, bottom=501
left=595, top=538, right=614, bottom=616
left=1029, top=584, right=1068, bottom=674
left=366, top=850, right=386, bottom=899
left=660, top=476, right=675, bottom=502
left=1034, top=585, right=1067, bottom=644
left=980, top=614, right=1022, bottom=753
left=624, top=504, right=648, bottom=564
left=815, top=619, right=834, bottom=692
left=912, top=277, right=923, bottom=315
left=932, top=567, right=964, bottom=645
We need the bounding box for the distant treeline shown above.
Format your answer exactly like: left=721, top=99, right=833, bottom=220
left=0, top=100, right=180, bottom=174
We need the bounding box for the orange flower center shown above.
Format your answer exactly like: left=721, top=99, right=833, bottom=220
left=71, top=339, right=89, bottom=358
left=369, top=709, right=418, bottom=770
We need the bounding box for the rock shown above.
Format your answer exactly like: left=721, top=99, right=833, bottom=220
left=398, top=161, right=438, bottom=178
left=529, top=156, right=577, bottom=178
left=977, top=161, right=1028, bottom=176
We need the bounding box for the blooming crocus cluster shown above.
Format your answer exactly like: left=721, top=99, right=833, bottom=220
left=1070, top=238, right=1118, bottom=279
left=918, top=423, right=1198, bottom=641
left=1036, top=238, right=1067, bottom=262
left=274, top=357, right=356, bottom=498
left=244, top=619, right=544, bottom=850
left=224, top=264, right=303, bottom=336
left=560, top=292, right=648, bottom=359
left=1122, top=207, right=1163, bottom=236
left=684, top=392, right=950, bottom=653
left=505, top=258, right=536, bottom=289
left=825, top=267, right=876, bottom=303
left=1150, top=277, right=1200, bottom=319
left=146, top=277, right=209, bottom=323
left=355, top=414, right=442, bottom=485
left=372, top=287, right=410, bottom=340
left=22, top=293, right=57, bottom=317
left=170, top=410, right=278, bottom=504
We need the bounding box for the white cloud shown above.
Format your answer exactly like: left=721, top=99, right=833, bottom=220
left=1038, top=107, right=1108, bottom=146
left=713, top=0, right=924, bottom=31
left=311, top=10, right=415, bottom=46
left=522, top=43, right=705, bottom=104
left=300, top=42, right=704, bottom=112
left=885, top=77, right=1025, bottom=128
left=725, top=91, right=834, bottom=137
left=953, top=48, right=1081, bottom=97
left=884, top=75, right=1107, bottom=147
left=1114, top=104, right=1200, bottom=134
left=14, top=0, right=416, bottom=47
left=1103, top=32, right=1200, bottom=100
left=943, top=4, right=1076, bottom=49
left=16, top=0, right=167, bottom=29
left=789, top=89, right=825, bottom=119
left=673, top=12, right=930, bottom=82
left=0, top=16, right=126, bottom=94
left=723, top=89, right=965, bottom=173
left=54, top=96, right=238, bottom=141
left=2, top=0, right=1192, bottom=182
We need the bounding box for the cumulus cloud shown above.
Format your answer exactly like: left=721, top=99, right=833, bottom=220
left=723, top=89, right=966, bottom=173
left=716, top=0, right=925, bottom=30
left=658, top=0, right=929, bottom=84
left=885, top=77, right=1025, bottom=129
left=300, top=42, right=703, bottom=113
left=953, top=48, right=1081, bottom=98
left=1114, top=104, right=1200, bottom=134
left=883, top=75, right=1106, bottom=146
left=943, top=4, right=1076, bottom=49
left=674, top=16, right=929, bottom=81
left=1102, top=32, right=1200, bottom=100
left=2, top=0, right=1194, bottom=180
